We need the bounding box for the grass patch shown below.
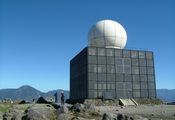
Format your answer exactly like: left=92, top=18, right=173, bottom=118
left=13, top=104, right=32, bottom=111
left=135, top=98, right=163, bottom=105
left=0, top=104, right=12, bottom=113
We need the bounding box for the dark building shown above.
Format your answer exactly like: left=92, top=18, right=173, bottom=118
left=70, top=20, right=156, bottom=100
left=70, top=47, right=156, bottom=99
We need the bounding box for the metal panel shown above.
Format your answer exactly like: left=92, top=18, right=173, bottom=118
left=131, top=51, right=138, bottom=58
left=123, top=50, right=130, bottom=58
left=98, top=56, right=106, bottom=64
left=107, top=56, right=114, bottom=64
left=146, top=52, right=153, bottom=59
left=88, top=48, right=96, bottom=55
left=132, top=58, right=139, bottom=66
left=88, top=56, right=97, bottom=64
left=133, top=90, right=140, bottom=98
left=139, top=51, right=145, bottom=58
left=115, top=49, right=122, bottom=57
left=107, top=65, right=115, bottom=73
left=98, top=73, right=106, bottom=81
left=107, top=74, right=115, bottom=82
left=106, top=49, right=114, bottom=56
left=141, top=90, right=148, bottom=98
left=116, top=74, right=124, bottom=82
left=98, top=48, right=106, bottom=56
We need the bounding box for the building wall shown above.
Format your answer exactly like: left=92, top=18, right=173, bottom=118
left=70, top=48, right=88, bottom=99
left=70, top=47, right=156, bottom=99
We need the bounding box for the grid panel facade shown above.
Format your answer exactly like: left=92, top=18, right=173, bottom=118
left=70, top=47, right=156, bottom=99
left=70, top=48, right=88, bottom=99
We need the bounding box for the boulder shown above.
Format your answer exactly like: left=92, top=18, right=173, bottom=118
left=57, top=105, right=69, bottom=115
left=84, top=103, right=97, bottom=113
left=2, top=109, right=23, bottom=120
left=102, top=113, right=132, bottom=120
left=57, top=113, right=74, bottom=120
left=36, top=97, right=50, bottom=104
left=51, top=103, right=61, bottom=109
left=24, top=104, right=56, bottom=120
left=18, top=100, right=26, bottom=104
left=70, top=103, right=85, bottom=112
left=102, top=113, right=117, bottom=120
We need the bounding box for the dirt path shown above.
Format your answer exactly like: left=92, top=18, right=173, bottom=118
left=97, top=105, right=175, bottom=120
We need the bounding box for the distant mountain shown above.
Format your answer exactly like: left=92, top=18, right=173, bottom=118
left=0, top=86, right=174, bottom=103
left=156, top=89, right=175, bottom=103
left=0, top=85, right=69, bottom=102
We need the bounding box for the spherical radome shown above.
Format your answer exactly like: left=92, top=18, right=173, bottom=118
left=88, top=20, right=127, bottom=49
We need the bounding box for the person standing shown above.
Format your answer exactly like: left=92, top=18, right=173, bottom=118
left=61, top=91, right=65, bottom=105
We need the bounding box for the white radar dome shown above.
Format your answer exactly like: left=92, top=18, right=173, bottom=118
left=88, top=20, right=127, bottom=49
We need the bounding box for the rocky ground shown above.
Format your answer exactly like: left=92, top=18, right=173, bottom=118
left=0, top=100, right=175, bottom=120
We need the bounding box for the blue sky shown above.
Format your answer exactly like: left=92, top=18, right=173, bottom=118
left=0, top=0, right=175, bottom=92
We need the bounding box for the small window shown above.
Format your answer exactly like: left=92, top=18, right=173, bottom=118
left=106, top=49, right=114, bottom=56
left=88, top=64, right=97, bottom=73
left=116, top=65, right=123, bottom=73
left=146, top=52, right=153, bottom=59
left=124, top=74, right=132, bottom=81
left=107, top=65, right=115, bottom=73
left=88, top=73, right=97, bottom=81
left=98, top=48, right=105, bottom=56
left=141, top=90, right=148, bottom=98
left=98, top=56, right=106, bottom=64
left=147, top=59, right=153, bottom=66
left=148, top=82, right=155, bottom=89
left=98, top=83, right=102, bottom=89
left=148, top=89, right=156, bottom=98
left=107, top=56, right=114, bottom=64
left=131, top=51, right=138, bottom=58
left=115, top=49, right=122, bottom=57
left=115, top=58, right=123, bottom=65
left=88, top=48, right=96, bottom=55
left=103, top=83, right=106, bottom=90
left=132, top=59, right=139, bottom=66
left=139, top=51, right=145, bottom=58
left=133, top=75, right=140, bottom=81
left=124, top=82, right=132, bottom=90
left=98, top=65, right=106, bottom=73
left=140, top=75, right=147, bottom=81
left=123, top=50, right=130, bottom=58
left=124, top=66, right=131, bottom=74
left=116, top=74, right=123, bottom=81
left=98, top=73, right=106, bottom=81
left=147, top=67, right=154, bottom=74
left=147, top=75, right=155, bottom=82
left=133, top=90, right=140, bottom=97
left=141, top=82, right=147, bottom=89
left=116, top=82, right=124, bottom=89
left=123, top=58, right=131, bottom=65
left=140, top=67, right=147, bottom=74
left=132, top=66, right=139, bottom=74
left=107, top=74, right=115, bottom=82
left=139, top=59, right=146, bottom=66
left=88, top=56, right=97, bottom=64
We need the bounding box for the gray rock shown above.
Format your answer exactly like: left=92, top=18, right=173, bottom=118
left=102, top=113, right=133, bottom=120
left=84, top=103, right=97, bottom=112
left=132, top=115, right=148, bottom=120
left=102, top=113, right=117, bottom=120
left=70, top=103, right=85, bottom=112
left=26, top=109, right=47, bottom=120
left=57, top=113, right=74, bottom=120
left=57, top=105, right=69, bottom=115
left=36, top=97, right=50, bottom=104
left=2, top=109, right=23, bottom=120
left=25, top=104, right=56, bottom=120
